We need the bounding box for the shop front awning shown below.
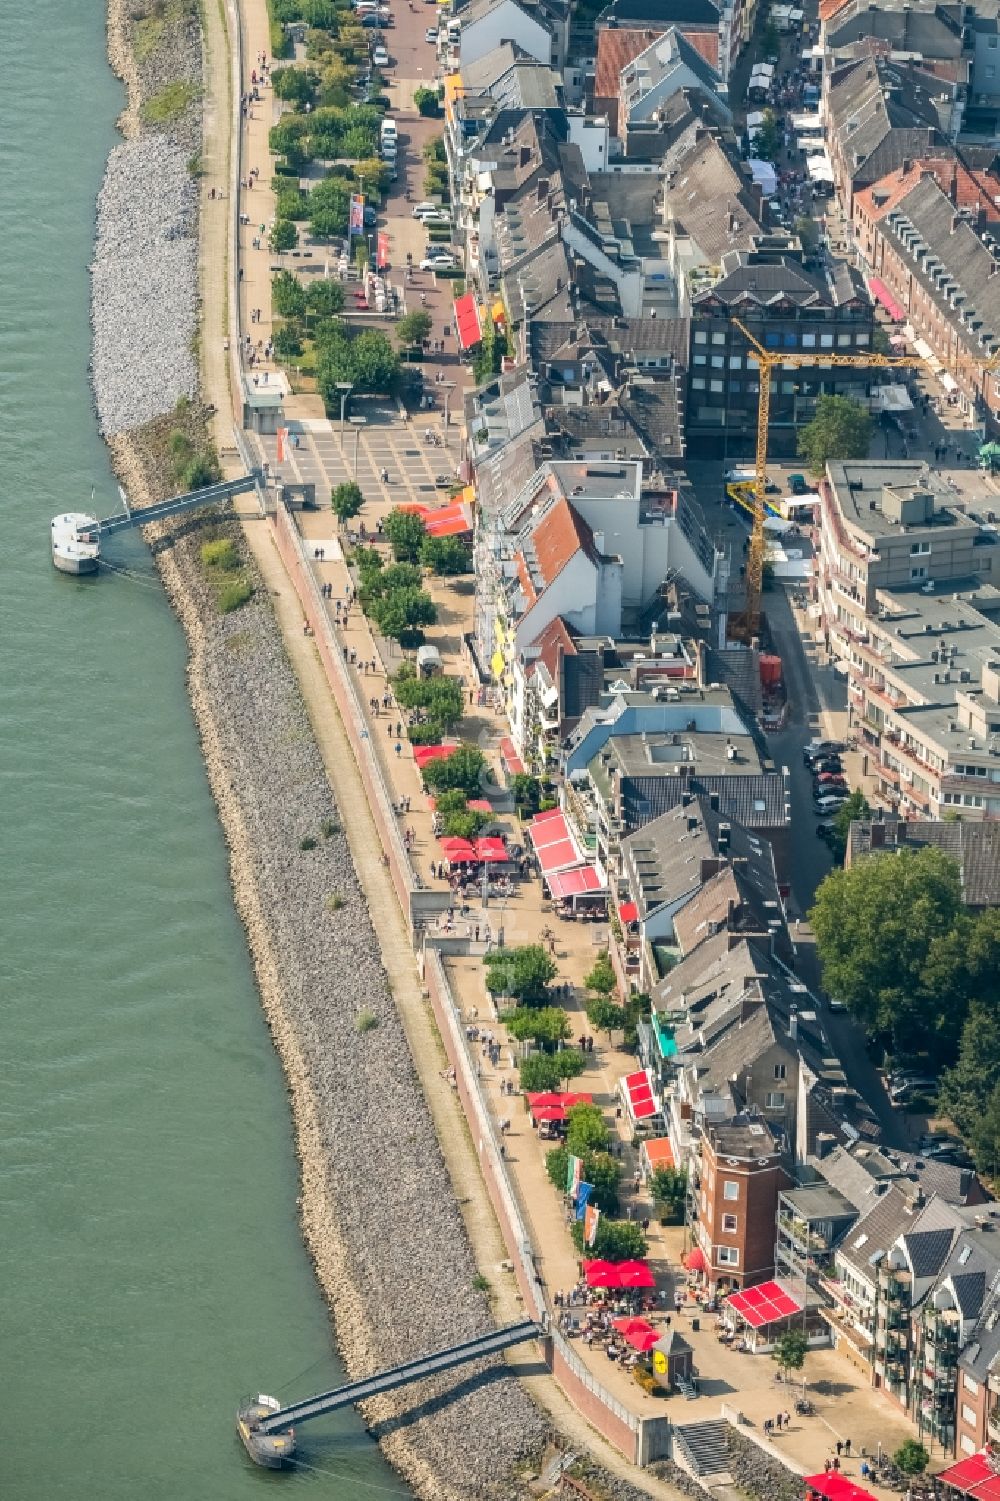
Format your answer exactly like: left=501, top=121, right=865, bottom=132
left=935, top=1452, right=1000, bottom=1501
left=727, top=1279, right=802, bottom=1328
left=499, top=735, right=524, bottom=774
left=868, top=276, right=905, bottom=322
left=474, top=836, right=508, bottom=862
left=454, top=292, right=482, bottom=351
left=619, top=901, right=639, bottom=924
left=528, top=809, right=583, bottom=874
left=414, top=743, right=457, bottom=768
left=805, top=1476, right=883, bottom=1501
left=621, top=1068, right=657, bottom=1120
left=547, top=865, right=605, bottom=900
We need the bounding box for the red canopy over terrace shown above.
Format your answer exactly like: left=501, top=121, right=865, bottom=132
left=584, top=1259, right=655, bottom=1290
left=474, top=836, right=508, bottom=862
left=414, top=743, right=457, bottom=769
left=548, top=865, right=605, bottom=899
left=528, top=809, right=583, bottom=875
left=684, top=1247, right=706, bottom=1272
left=935, top=1452, right=1000, bottom=1501
left=612, top=1316, right=662, bottom=1351
left=429, top=796, right=493, bottom=813
left=526, top=1091, right=592, bottom=1115
left=454, top=292, right=483, bottom=351
left=622, top=1069, right=657, bottom=1121
left=619, top=901, right=639, bottom=923
left=438, top=836, right=475, bottom=854
left=805, top=1475, right=883, bottom=1501
left=500, top=736, right=525, bottom=775
left=727, top=1280, right=802, bottom=1328
left=399, top=499, right=472, bottom=537
left=867, top=276, right=905, bottom=322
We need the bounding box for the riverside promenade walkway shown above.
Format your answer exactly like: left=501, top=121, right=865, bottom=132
left=194, top=0, right=925, bottom=1488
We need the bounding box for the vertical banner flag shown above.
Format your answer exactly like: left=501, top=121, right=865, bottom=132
left=566, top=1154, right=582, bottom=1197
left=584, top=1203, right=600, bottom=1247
left=376, top=230, right=389, bottom=269
left=276, top=427, right=288, bottom=464
left=575, top=1183, right=594, bottom=1220
left=348, top=193, right=364, bottom=238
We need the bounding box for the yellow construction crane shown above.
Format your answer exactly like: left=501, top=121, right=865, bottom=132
left=728, top=317, right=938, bottom=640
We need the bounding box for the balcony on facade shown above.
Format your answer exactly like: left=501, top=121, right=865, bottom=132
left=988, top=1403, right=1000, bottom=1444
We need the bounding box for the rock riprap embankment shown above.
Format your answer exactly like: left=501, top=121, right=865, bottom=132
left=171, top=532, right=546, bottom=1499
left=91, top=136, right=198, bottom=436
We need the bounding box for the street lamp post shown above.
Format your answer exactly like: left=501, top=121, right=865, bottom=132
left=349, top=415, right=366, bottom=480
left=440, top=380, right=456, bottom=446
left=337, top=381, right=353, bottom=438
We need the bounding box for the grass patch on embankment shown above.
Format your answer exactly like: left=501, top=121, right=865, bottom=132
left=141, top=81, right=201, bottom=125
left=200, top=534, right=254, bottom=614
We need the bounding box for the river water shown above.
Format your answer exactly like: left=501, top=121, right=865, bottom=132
left=0, top=5, right=408, bottom=1496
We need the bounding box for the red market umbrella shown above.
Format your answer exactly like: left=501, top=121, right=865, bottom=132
left=614, top=1260, right=655, bottom=1289
left=474, top=836, right=508, bottom=862
left=584, top=1260, right=622, bottom=1289
left=447, top=848, right=479, bottom=863
left=531, top=1105, right=567, bottom=1123
left=438, top=837, right=475, bottom=854
left=612, top=1317, right=662, bottom=1352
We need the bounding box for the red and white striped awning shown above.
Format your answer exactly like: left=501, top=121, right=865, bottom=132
left=528, top=809, right=582, bottom=875
left=621, top=1068, right=657, bottom=1121
left=547, top=865, right=605, bottom=899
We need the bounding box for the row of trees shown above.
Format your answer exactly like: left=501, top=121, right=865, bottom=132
left=355, top=549, right=436, bottom=648
left=393, top=664, right=466, bottom=749
left=382, top=508, right=470, bottom=575
left=811, top=846, right=1000, bottom=1168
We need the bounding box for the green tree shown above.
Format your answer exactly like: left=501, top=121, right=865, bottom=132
left=331, top=481, right=364, bottom=523
left=650, top=1166, right=688, bottom=1224
left=760, top=18, right=780, bottom=55
left=395, top=309, right=434, bottom=351
left=368, top=587, right=436, bottom=645
left=393, top=672, right=466, bottom=733
left=272, top=323, right=304, bottom=358
left=510, top=773, right=542, bottom=815
left=751, top=108, right=781, bottom=162
left=794, top=216, right=819, bottom=254
left=827, top=788, right=871, bottom=863
left=305, top=279, right=345, bottom=319
left=798, top=395, right=873, bottom=473
left=810, top=846, right=963, bottom=1049
left=422, top=743, right=488, bottom=796
left=585, top=953, right=617, bottom=998
left=349, top=328, right=400, bottom=393
left=413, top=85, right=440, bottom=116
left=502, top=1005, right=572, bottom=1052
left=773, top=1328, right=808, bottom=1379
left=485, top=943, right=557, bottom=1005
left=420, top=535, right=470, bottom=575
left=272, top=65, right=318, bottom=106
left=272, top=270, right=308, bottom=319
left=585, top=994, right=624, bottom=1040
left=553, top=1048, right=587, bottom=1086
left=893, top=1441, right=930, bottom=1477
left=353, top=156, right=392, bottom=195
left=438, top=808, right=489, bottom=840
left=973, top=1084, right=1000, bottom=1179
left=385, top=507, right=428, bottom=562
left=565, top=1104, right=610, bottom=1156
left=939, top=999, right=1000, bottom=1139
left=270, top=218, right=298, bottom=252
left=423, top=133, right=446, bottom=164
left=571, top=1217, right=647, bottom=1262
left=308, top=175, right=352, bottom=238
left=546, top=1143, right=619, bottom=1213
left=519, top=1052, right=566, bottom=1093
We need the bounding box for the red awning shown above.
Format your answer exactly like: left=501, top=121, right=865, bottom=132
left=424, top=501, right=472, bottom=537
left=474, top=836, right=508, bottom=862
left=500, top=736, right=525, bottom=775
left=622, top=1069, right=657, bottom=1121
left=936, top=1453, right=1000, bottom=1501
left=584, top=1258, right=654, bottom=1289
left=548, top=865, right=606, bottom=899
left=439, top=836, right=475, bottom=854
left=684, top=1247, right=706, bottom=1272
left=612, top=1316, right=661, bottom=1351
left=414, top=743, right=457, bottom=768
left=454, top=292, right=483, bottom=351
left=805, top=1476, right=883, bottom=1501
left=868, top=276, right=905, bottom=322
left=615, top=1259, right=656, bottom=1289
left=528, top=810, right=583, bottom=875
left=619, top=901, right=639, bottom=924
left=526, top=1091, right=593, bottom=1114
left=728, top=1280, right=802, bottom=1329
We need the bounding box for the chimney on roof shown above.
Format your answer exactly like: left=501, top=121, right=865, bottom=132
left=709, top=791, right=720, bottom=812
left=536, top=177, right=550, bottom=202
left=789, top=1008, right=798, bottom=1042
left=902, top=158, right=912, bottom=174
left=520, top=144, right=531, bottom=167
left=871, top=823, right=885, bottom=848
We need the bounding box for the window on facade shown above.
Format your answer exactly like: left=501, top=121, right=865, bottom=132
left=857, top=332, right=870, bottom=345
left=717, top=1245, right=740, bottom=1266
left=766, top=1091, right=786, bottom=1109
left=710, top=380, right=723, bottom=393
left=723, top=1180, right=739, bottom=1200
left=692, top=378, right=706, bottom=390
left=781, top=380, right=796, bottom=394
left=694, top=330, right=708, bottom=344
left=962, top=1436, right=977, bottom=1456
left=694, top=353, right=707, bottom=365
left=783, top=332, right=798, bottom=348
left=910, top=566, right=928, bottom=580
left=711, top=332, right=726, bottom=345
left=729, top=380, right=742, bottom=393
left=729, top=355, right=742, bottom=369
left=774, top=1063, right=787, bottom=1080
left=962, top=1403, right=977, bottom=1426
left=802, top=332, right=817, bottom=348
left=837, top=334, right=851, bottom=348
left=722, top=1213, right=738, bottom=1233
left=910, top=542, right=931, bottom=554
left=964, top=1374, right=980, bottom=1395
left=988, top=64, right=996, bottom=77
left=711, top=355, right=725, bottom=368
left=821, top=333, right=834, bottom=348
left=765, top=331, right=781, bottom=348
